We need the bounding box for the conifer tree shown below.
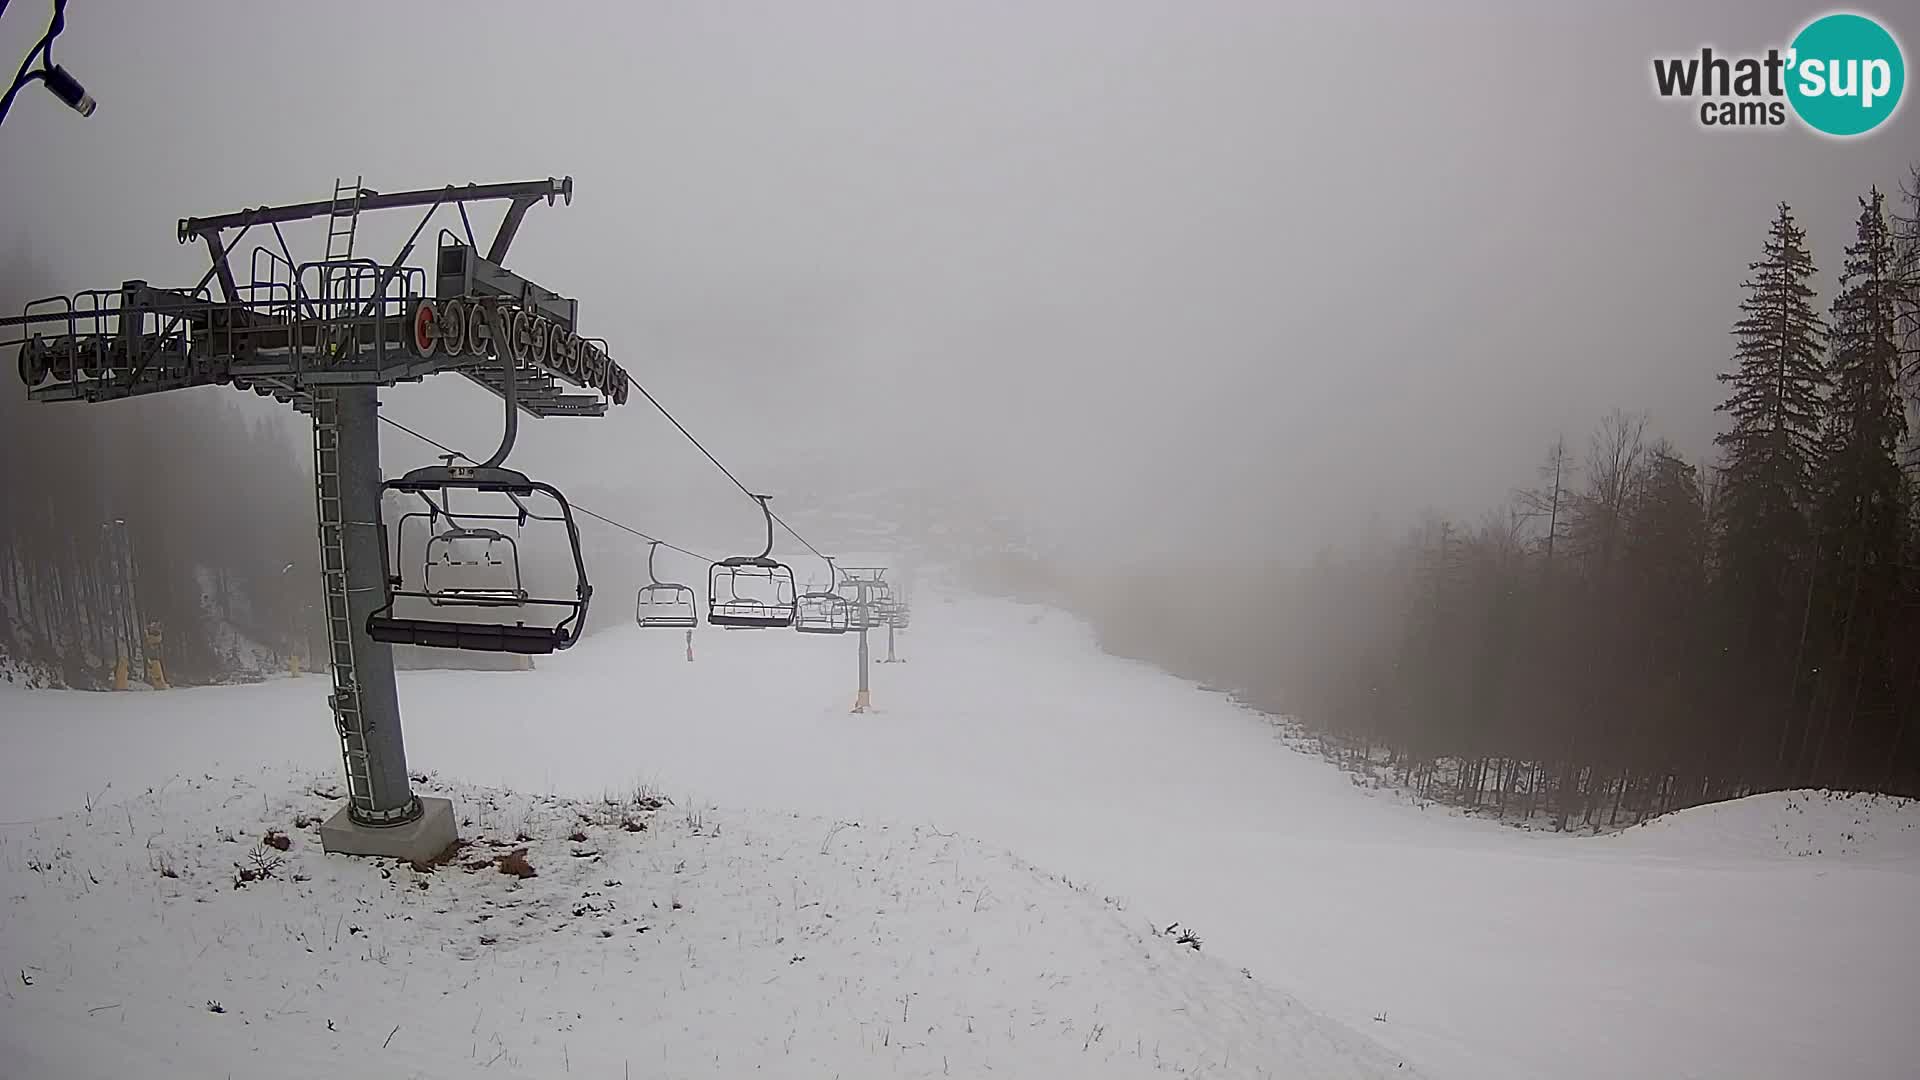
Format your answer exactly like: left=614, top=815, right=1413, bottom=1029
left=1711, top=203, right=1827, bottom=780
left=1620, top=444, right=1712, bottom=799
left=1715, top=203, right=1828, bottom=546
left=1805, top=189, right=1908, bottom=783
left=1894, top=166, right=1920, bottom=463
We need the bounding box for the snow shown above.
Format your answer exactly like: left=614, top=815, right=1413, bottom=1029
left=3, top=576, right=1918, bottom=1079
left=0, top=770, right=1413, bottom=1079
left=1599, top=787, right=1920, bottom=863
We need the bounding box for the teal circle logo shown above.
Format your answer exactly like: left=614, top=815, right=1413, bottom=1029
left=1786, top=13, right=1905, bottom=136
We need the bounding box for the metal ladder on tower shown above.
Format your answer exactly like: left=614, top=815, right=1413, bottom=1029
left=312, top=388, right=375, bottom=814
left=325, top=176, right=364, bottom=265
left=318, top=177, right=365, bottom=360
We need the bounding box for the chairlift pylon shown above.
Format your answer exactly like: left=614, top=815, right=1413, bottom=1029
left=795, top=556, right=853, bottom=635
left=636, top=540, right=698, bottom=629
left=836, top=567, right=890, bottom=629
left=707, top=494, right=796, bottom=630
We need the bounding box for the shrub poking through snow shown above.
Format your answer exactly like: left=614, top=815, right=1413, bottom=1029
left=1162, top=922, right=1202, bottom=950
left=262, top=829, right=291, bottom=852
left=235, top=843, right=285, bottom=886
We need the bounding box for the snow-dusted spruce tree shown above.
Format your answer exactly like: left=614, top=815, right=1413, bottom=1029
left=1710, top=202, right=1826, bottom=784
left=1801, top=189, right=1908, bottom=787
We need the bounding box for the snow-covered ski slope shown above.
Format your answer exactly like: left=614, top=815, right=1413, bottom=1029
left=3, top=581, right=1917, bottom=1080
left=1, top=769, right=1410, bottom=1080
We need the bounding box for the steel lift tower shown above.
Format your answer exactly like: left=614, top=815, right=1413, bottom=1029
left=837, top=566, right=889, bottom=712
left=3, top=176, right=630, bottom=860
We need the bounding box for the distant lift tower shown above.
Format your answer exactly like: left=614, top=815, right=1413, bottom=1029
left=2, top=176, right=630, bottom=861
left=837, top=566, right=889, bottom=712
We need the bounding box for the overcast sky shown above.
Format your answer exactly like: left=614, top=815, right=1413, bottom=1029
left=3, top=0, right=1913, bottom=568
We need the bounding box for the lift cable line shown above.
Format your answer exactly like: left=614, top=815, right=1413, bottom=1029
left=617, top=369, right=827, bottom=562
left=380, top=410, right=888, bottom=682
left=375, top=412, right=713, bottom=563
left=575, top=505, right=711, bottom=564
left=387, top=369, right=825, bottom=566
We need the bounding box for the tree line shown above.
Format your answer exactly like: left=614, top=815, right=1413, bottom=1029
left=1080, top=169, right=1920, bottom=828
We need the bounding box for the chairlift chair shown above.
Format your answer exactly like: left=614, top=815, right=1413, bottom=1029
left=707, top=495, right=797, bottom=630
left=366, top=304, right=592, bottom=654
left=367, top=463, right=592, bottom=654
left=636, top=540, right=698, bottom=629
left=794, top=556, right=853, bottom=635
left=423, top=527, right=528, bottom=607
